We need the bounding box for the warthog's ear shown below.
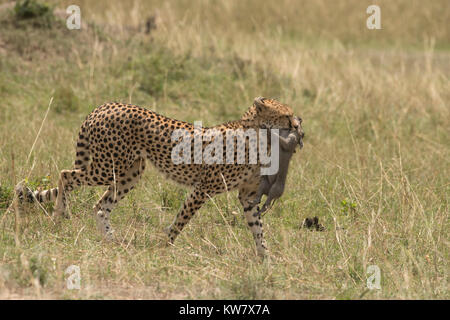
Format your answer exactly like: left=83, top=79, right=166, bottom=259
left=253, top=97, right=268, bottom=113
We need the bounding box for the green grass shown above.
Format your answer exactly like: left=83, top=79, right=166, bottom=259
left=0, top=0, right=448, bottom=299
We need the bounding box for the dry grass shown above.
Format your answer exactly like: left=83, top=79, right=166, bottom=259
left=0, top=0, right=448, bottom=299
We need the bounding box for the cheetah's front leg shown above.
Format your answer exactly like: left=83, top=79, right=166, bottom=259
left=167, top=187, right=211, bottom=244
left=239, top=187, right=268, bottom=258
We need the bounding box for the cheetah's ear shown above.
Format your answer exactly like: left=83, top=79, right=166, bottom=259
left=253, top=97, right=269, bottom=113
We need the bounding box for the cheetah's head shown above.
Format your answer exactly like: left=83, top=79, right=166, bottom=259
left=242, top=97, right=298, bottom=130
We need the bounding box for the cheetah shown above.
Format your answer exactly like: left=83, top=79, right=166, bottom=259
left=16, top=97, right=301, bottom=257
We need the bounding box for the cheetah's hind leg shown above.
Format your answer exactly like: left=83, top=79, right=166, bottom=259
left=91, top=158, right=146, bottom=241
left=53, top=169, right=89, bottom=219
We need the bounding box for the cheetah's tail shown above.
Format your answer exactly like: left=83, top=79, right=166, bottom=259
left=15, top=182, right=59, bottom=204
left=15, top=122, right=91, bottom=205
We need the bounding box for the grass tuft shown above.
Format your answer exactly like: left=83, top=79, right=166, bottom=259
left=13, top=0, right=54, bottom=28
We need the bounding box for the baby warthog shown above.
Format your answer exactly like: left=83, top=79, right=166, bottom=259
left=252, top=116, right=304, bottom=215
